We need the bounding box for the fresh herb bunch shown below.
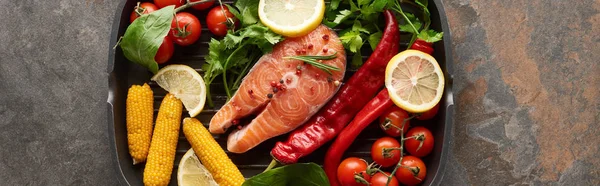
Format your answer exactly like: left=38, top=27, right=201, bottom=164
left=391, top=0, right=442, bottom=47
left=323, top=0, right=443, bottom=67
left=323, top=0, right=392, bottom=67
left=203, top=0, right=283, bottom=107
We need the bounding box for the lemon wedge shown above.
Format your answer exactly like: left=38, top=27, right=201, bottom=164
left=258, top=0, right=325, bottom=37
left=177, top=148, right=218, bottom=186
left=151, top=65, right=206, bottom=117
left=385, top=50, right=445, bottom=113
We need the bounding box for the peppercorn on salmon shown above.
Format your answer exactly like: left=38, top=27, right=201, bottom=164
left=209, top=25, right=346, bottom=153
left=126, top=83, right=154, bottom=165
left=143, top=94, right=182, bottom=186
left=183, top=117, right=245, bottom=186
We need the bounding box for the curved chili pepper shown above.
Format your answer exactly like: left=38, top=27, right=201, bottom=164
left=410, top=38, right=434, bottom=55
left=324, top=89, right=394, bottom=186
left=270, top=10, right=400, bottom=164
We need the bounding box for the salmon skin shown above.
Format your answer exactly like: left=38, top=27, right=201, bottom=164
left=209, top=25, right=347, bottom=153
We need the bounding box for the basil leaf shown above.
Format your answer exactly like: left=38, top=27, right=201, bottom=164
left=242, top=163, right=329, bottom=186
left=119, top=5, right=175, bottom=74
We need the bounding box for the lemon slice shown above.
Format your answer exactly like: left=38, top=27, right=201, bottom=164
left=258, top=0, right=325, bottom=37
left=385, top=50, right=445, bottom=113
left=151, top=65, right=206, bottom=117
left=177, top=148, right=219, bottom=186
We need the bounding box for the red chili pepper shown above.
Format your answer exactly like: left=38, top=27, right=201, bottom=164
left=324, top=89, right=394, bottom=186
left=270, top=10, right=400, bottom=164
left=410, top=38, right=434, bottom=55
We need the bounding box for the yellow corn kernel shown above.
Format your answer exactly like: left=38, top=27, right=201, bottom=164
left=126, top=83, right=154, bottom=165
left=183, top=117, right=245, bottom=186
left=143, top=94, right=182, bottom=186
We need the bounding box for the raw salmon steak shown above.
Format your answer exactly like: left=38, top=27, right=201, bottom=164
left=209, top=25, right=347, bottom=153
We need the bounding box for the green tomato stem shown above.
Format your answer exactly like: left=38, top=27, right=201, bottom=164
left=174, top=0, right=212, bottom=12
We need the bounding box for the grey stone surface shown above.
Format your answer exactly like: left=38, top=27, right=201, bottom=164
left=0, top=0, right=598, bottom=185
left=0, top=0, right=119, bottom=185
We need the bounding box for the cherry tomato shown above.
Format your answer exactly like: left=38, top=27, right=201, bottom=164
left=206, top=6, right=239, bottom=37
left=129, top=2, right=158, bottom=23
left=379, top=106, right=411, bottom=137
left=371, top=137, right=401, bottom=167
left=395, top=156, right=427, bottom=186
left=154, top=0, right=184, bottom=8
left=416, top=103, right=440, bottom=120
left=370, top=172, right=398, bottom=186
left=405, top=126, right=434, bottom=157
left=155, top=37, right=174, bottom=64
left=337, top=157, right=370, bottom=186
left=170, top=12, right=201, bottom=46
left=191, top=0, right=215, bottom=10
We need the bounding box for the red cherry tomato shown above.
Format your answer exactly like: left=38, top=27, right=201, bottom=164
left=170, top=12, right=202, bottom=46
left=154, top=37, right=174, bottom=64
left=379, top=106, right=411, bottom=137
left=337, top=157, right=370, bottom=186
left=129, top=2, right=158, bottom=23
left=154, top=0, right=184, bottom=8
left=395, top=156, right=427, bottom=186
left=191, top=0, right=215, bottom=10
left=370, top=172, right=398, bottom=186
left=371, top=137, right=401, bottom=167
left=416, top=103, right=440, bottom=120
left=405, top=126, right=434, bottom=157
left=206, top=6, right=239, bottom=37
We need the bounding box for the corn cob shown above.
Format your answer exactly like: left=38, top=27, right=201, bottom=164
left=183, top=117, right=245, bottom=186
left=143, top=94, right=182, bottom=186
left=126, top=83, right=154, bottom=165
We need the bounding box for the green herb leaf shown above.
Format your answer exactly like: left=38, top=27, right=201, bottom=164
left=263, top=29, right=284, bottom=45
left=340, top=31, right=363, bottom=53
left=368, top=31, right=382, bottom=51
left=414, top=0, right=431, bottom=30
left=330, top=0, right=341, bottom=10
left=242, top=163, right=330, bottom=186
left=417, top=29, right=443, bottom=43
left=204, top=0, right=283, bottom=105
left=358, top=0, right=372, bottom=7
left=370, top=0, right=390, bottom=12
left=119, top=5, right=174, bottom=74
left=360, top=5, right=376, bottom=17
left=224, top=4, right=241, bottom=20
left=399, top=12, right=422, bottom=34
left=235, top=0, right=260, bottom=26
left=352, top=21, right=369, bottom=34
left=351, top=50, right=363, bottom=67
left=331, top=9, right=353, bottom=27
left=349, top=0, right=360, bottom=12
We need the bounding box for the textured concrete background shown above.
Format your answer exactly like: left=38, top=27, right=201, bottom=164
left=0, top=0, right=598, bottom=185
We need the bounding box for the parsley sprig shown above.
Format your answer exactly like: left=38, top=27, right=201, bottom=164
left=203, top=0, right=283, bottom=107
left=323, top=0, right=443, bottom=66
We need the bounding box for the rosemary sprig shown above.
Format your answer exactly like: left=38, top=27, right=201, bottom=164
left=283, top=52, right=340, bottom=74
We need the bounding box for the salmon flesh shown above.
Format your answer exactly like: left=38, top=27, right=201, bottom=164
left=209, top=25, right=347, bottom=153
